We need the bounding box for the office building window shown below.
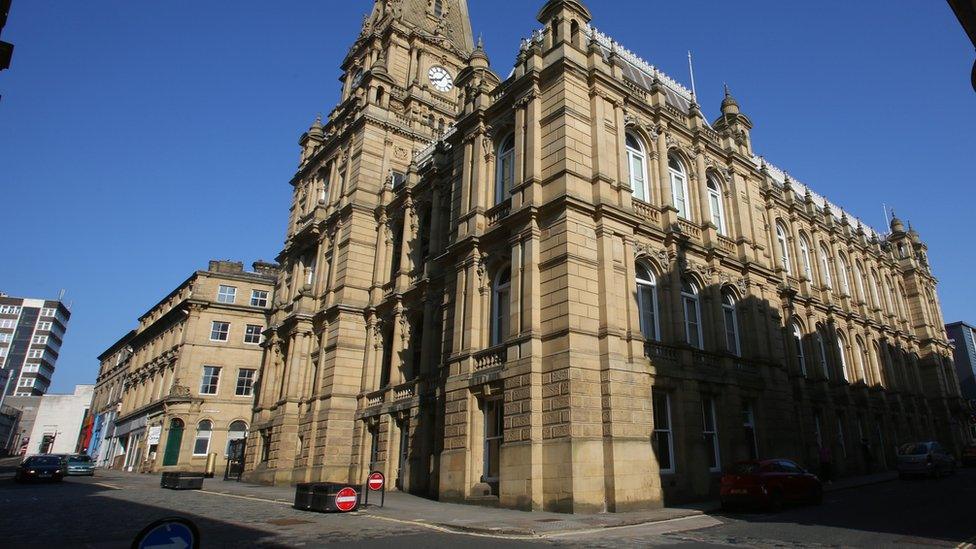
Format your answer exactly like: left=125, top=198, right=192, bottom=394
left=200, top=366, right=221, bottom=395
left=702, top=396, right=721, bottom=472
left=32, top=335, right=48, bottom=345
left=743, top=402, right=759, bottom=460
left=217, top=285, right=237, bottom=304
left=652, top=391, right=674, bottom=473
left=193, top=420, right=213, bottom=455
left=210, top=321, right=230, bottom=341
left=244, top=324, right=263, bottom=345
left=37, top=321, right=52, bottom=331
left=636, top=263, right=659, bottom=342
left=250, top=290, right=269, bottom=307
left=626, top=133, right=649, bottom=202
left=235, top=369, right=256, bottom=396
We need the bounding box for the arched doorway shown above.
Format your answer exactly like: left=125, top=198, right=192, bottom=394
left=162, top=418, right=184, bottom=467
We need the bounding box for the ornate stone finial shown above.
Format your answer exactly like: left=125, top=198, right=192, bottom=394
left=308, top=114, right=324, bottom=138
left=721, top=83, right=740, bottom=115
left=889, top=210, right=905, bottom=234
left=908, top=221, right=921, bottom=243
left=469, top=34, right=490, bottom=67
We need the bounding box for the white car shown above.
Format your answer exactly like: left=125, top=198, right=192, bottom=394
left=896, top=442, right=956, bottom=479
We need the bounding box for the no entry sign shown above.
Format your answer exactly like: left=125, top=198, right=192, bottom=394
left=335, top=487, right=358, bottom=512
left=367, top=472, right=385, bottom=491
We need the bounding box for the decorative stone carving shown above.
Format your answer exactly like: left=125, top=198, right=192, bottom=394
left=169, top=379, right=191, bottom=398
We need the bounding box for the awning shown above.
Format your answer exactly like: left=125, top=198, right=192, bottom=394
left=113, top=415, right=147, bottom=437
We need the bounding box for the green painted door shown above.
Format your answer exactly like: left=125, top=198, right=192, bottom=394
left=162, top=421, right=183, bottom=466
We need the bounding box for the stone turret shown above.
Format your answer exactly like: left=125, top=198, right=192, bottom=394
left=713, top=86, right=753, bottom=156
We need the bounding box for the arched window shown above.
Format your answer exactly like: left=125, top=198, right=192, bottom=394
left=884, top=276, right=896, bottom=314
left=626, top=133, right=649, bottom=202
left=855, top=337, right=868, bottom=383
left=869, top=271, right=882, bottom=309
left=792, top=322, right=807, bottom=377
left=668, top=155, right=690, bottom=220
left=376, top=86, right=385, bottom=104
left=681, top=279, right=703, bottom=349
left=819, top=244, right=833, bottom=289
left=495, top=134, right=515, bottom=205
left=838, top=254, right=852, bottom=296
left=226, top=420, right=248, bottom=456
left=854, top=261, right=867, bottom=302
left=816, top=328, right=830, bottom=380
left=775, top=222, right=792, bottom=274
left=707, top=176, right=727, bottom=235
left=836, top=333, right=850, bottom=382
left=193, top=420, right=213, bottom=456
left=490, top=267, right=511, bottom=346
left=635, top=263, right=659, bottom=342
left=722, top=290, right=740, bottom=356
left=433, top=0, right=444, bottom=18
left=799, top=234, right=813, bottom=280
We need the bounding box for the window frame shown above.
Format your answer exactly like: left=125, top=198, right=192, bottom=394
left=776, top=222, right=792, bottom=274
left=819, top=244, right=833, bottom=289
left=706, top=176, right=727, bottom=235
left=652, top=391, right=675, bottom=474
left=243, top=324, right=263, bottom=345
left=495, top=134, right=516, bottom=205
left=636, top=263, right=660, bottom=342
left=668, top=155, right=691, bottom=220
left=235, top=368, right=256, bottom=397
left=193, top=420, right=213, bottom=456
left=792, top=322, right=807, bottom=377
left=217, top=285, right=237, bottom=304
left=626, top=133, right=650, bottom=202
left=250, top=290, right=269, bottom=307
left=722, top=291, right=740, bottom=356
left=799, top=235, right=813, bottom=280
left=200, top=365, right=221, bottom=395
left=702, top=396, right=721, bottom=472
left=490, top=266, right=512, bottom=347
left=210, top=321, right=230, bottom=342
left=681, top=279, right=703, bottom=350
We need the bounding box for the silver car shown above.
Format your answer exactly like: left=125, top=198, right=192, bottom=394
left=897, top=442, right=955, bottom=479
left=65, top=454, right=95, bottom=476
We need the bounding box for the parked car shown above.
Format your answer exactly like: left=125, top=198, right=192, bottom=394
left=14, top=455, right=65, bottom=482
left=896, top=442, right=956, bottom=479
left=65, top=454, right=95, bottom=476
left=962, top=444, right=976, bottom=468
left=720, top=459, right=823, bottom=511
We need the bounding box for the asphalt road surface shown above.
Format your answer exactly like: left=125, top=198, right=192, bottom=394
left=0, top=459, right=973, bottom=548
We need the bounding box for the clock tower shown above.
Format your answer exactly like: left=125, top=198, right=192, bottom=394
left=246, top=0, right=478, bottom=487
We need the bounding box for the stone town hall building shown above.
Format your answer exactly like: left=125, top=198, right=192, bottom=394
left=244, top=0, right=969, bottom=511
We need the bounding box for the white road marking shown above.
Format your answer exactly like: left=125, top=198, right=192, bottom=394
left=197, top=490, right=291, bottom=506
left=93, top=482, right=122, bottom=490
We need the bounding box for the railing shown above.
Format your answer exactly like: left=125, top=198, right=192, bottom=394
left=633, top=200, right=660, bottom=225
left=474, top=346, right=506, bottom=371
left=693, top=351, right=721, bottom=369
left=676, top=218, right=702, bottom=240
left=485, top=201, right=511, bottom=227
left=717, top=235, right=736, bottom=254
left=644, top=341, right=678, bottom=363
left=623, top=79, right=648, bottom=102
left=392, top=381, right=416, bottom=402
left=365, top=390, right=384, bottom=407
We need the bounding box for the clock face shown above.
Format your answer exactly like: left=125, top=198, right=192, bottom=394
left=428, top=66, right=454, bottom=93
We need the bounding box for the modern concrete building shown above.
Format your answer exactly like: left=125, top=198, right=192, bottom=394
left=0, top=395, right=38, bottom=455
left=245, top=0, right=968, bottom=511
left=90, top=260, right=276, bottom=472
left=946, top=322, right=976, bottom=407
left=0, top=292, right=71, bottom=398
left=24, top=384, right=93, bottom=455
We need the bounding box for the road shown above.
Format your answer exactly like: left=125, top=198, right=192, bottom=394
left=0, top=458, right=973, bottom=548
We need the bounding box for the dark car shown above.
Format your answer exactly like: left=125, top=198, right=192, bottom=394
left=15, top=455, right=65, bottom=482
left=65, top=454, right=95, bottom=476
left=720, top=459, right=823, bottom=511
left=963, top=444, right=976, bottom=468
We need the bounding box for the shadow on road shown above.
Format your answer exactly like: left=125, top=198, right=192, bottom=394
left=0, top=475, right=286, bottom=548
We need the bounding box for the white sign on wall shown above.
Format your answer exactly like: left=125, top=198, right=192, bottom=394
left=147, top=425, right=162, bottom=445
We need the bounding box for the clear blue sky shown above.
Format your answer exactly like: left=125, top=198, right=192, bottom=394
left=1, top=1, right=973, bottom=393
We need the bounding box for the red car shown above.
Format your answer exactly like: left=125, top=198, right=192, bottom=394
left=963, top=444, right=976, bottom=468
left=720, top=459, right=823, bottom=511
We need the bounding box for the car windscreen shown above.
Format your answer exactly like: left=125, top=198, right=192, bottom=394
left=728, top=463, right=760, bottom=475
left=68, top=456, right=92, bottom=463
left=27, top=456, right=62, bottom=466
left=899, top=443, right=929, bottom=455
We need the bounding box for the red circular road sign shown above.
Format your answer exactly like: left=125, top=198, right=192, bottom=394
left=335, top=487, right=358, bottom=512
left=367, top=472, right=385, bottom=491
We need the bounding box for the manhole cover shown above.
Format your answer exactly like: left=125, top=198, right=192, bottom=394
left=266, top=518, right=314, bottom=526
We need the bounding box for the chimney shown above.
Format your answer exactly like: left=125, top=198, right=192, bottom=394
left=208, top=260, right=245, bottom=274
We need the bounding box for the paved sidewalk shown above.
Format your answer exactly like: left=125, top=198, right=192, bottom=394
left=90, top=467, right=896, bottom=538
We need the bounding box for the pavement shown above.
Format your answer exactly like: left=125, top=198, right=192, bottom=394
left=0, top=455, right=971, bottom=548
